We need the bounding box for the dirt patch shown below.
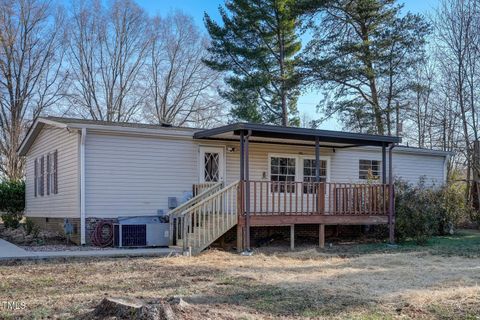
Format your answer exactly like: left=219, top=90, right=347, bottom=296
left=1, top=246, right=480, bottom=319
left=0, top=224, right=67, bottom=246
left=21, top=244, right=114, bottom=252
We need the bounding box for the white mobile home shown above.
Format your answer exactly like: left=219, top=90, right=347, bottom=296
left=18, top=117, right=450, bottom=252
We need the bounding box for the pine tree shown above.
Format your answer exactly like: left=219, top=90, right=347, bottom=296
left=303, top=0, right=429, bottom=135
left=204, top=0, right=302, bottom=126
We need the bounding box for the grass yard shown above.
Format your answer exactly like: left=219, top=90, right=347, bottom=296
left=1, top=230, right=480, bottom=319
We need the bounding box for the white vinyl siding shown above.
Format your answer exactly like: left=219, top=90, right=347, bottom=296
left=225, top=143, right=445, bottom=187
left=25, top=125, right=79, bottom=218
left=225, top=144, right=336, bottom=185
left=84, top=132, right=198, bottom=218
left=25, top=123, right=447, bottom=221
left=331, top=148, right=444, bottom=186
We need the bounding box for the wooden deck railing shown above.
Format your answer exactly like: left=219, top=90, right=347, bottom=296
left=243, top=180, right=391, bottom=216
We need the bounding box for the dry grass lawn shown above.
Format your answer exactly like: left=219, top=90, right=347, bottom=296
left=1, top=231, right=480, bottom=319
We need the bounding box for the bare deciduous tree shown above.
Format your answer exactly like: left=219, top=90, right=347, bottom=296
left=144, top=12, right=225, bottom=127
left=433, top=0, right=480, bottom=199
left=0, top=0, right=65, bottom=180
left=65, top=0, right=150, bottom=122
left=404, top=59, right=436, bottom=149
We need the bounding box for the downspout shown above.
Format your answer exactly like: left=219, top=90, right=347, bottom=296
left=244, top=130, right=252, bottom=252
left=443, top=154, right=450, bottom=184
left=80, top=128, right=87, bottom=245
left=388, top=143, right=395, bottom=244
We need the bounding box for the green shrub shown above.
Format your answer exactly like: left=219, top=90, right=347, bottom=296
left=1, top=212, right=22, bottom=229
left=32, top=224, right=41, bottom=238
left=394, top=178, right=468, bottom=245
left=0, top=180, right=25, bottom=229
left=24, top=217, right=35, bottom=235
left=470, top=210, right=480, bottom=227
left=440, top=181, right=469, bottom=232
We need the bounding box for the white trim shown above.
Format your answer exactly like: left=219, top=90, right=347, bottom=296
left=267, top=153, right=331, bottom=183
left=198, top=146, right=226, bottom=183
left=80, top=128, right=86, bottom=245
left=18, top=118, right=68, bottom=156
left=67, top=124, right=195, bottom=138
left=443, top=154, right=450, bottom=184
left=83, top=128, right=194, bottom=141
left=358, top=145, right=453, bottom=157
left=39, top=118, right=69, bottom=128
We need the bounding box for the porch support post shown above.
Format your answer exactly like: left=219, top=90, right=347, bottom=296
left=315, top=136, right=320, bottom=213
left=315, top=136, right=320, bottom=182
left=382, top=144, right=387, bottom=184
left=290, top=224, right=295, bottom=250
left=236, top=225, right=243, bottom=252
left=245, top=130, right=252, bottom=251
left=319, top=224, right=325, bottom=248
left=240, top=131, right=245, bottom=181
left=239, top=131, right=245, bottom=252
left=388, top=143, right=395, bottom=244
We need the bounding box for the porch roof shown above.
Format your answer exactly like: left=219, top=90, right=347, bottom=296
left=194, top=123, right=401, bottom=147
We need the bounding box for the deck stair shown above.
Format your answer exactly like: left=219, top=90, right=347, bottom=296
left=169, top=180, right=241, bottom=255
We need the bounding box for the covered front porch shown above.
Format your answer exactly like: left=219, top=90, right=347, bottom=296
left=194, top=123, right=401, bottom=252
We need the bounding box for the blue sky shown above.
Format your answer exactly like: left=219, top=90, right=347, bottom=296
left=66, top=0, right=440, bottom=129
left=136, top=0, right=438, bottom=26
left=135, top=0, right=439, bottom=129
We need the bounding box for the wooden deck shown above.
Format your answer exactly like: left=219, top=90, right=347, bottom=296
left=239, top=180, right=392, bottom=225
left=172, top=180, right=394, bottom=254
left=237, top=180, right=393, bottom=250
left=238, top=214, right=389, bottom=226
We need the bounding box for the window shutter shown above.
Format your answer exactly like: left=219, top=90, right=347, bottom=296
left=46, top=154, right=51, bottom=195
left=53, top=150, right=58, bottom=194
left=40, top=156, right=45, bottom=196
left=34, top=158, right=38, bottom=197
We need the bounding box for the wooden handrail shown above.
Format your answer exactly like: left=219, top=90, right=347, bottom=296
left=171, top=180, right=241, bottom=254
left=193, top=182, right=219, bottom=196
left=243, top=180, right=391, bottom=216
left=168, top=181, right=223, bottom=218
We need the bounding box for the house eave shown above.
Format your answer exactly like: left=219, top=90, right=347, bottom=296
left=18, top=117, right=198, bottom=156
left=18, top=118, right=69, bottom=156
left=194, top=123, right=402, bottom=147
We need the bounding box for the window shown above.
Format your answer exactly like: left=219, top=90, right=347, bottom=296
left=270, top=157, right=296, bottom=192
left=34, top=158, right=38, bottom=197
left=46, top=151, right=58, bottom=195
left=269, top=155, right=330, bottom=193
left=53, top=150, right=58, bottom=194
left=34, top=150, right=58, bottom=197
left=359, top=159, right=381, bottom=180
left=39, top=156, right=45, bottom=196
left=204, top=152, right=220, bottom=182
left=46, top=153, right=51, bottom=195
left=303, top=159, right=327, bottom=193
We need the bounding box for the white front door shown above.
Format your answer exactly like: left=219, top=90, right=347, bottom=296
left=199, top=146, right=225, bottom=183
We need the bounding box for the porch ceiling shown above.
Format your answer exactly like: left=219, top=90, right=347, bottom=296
left=194, top=123, right=401, bottom=147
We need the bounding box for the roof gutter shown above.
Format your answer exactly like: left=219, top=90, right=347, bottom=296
left=66, top=123, right=196, bottom=139
left=388, top=142, right=396, bottom=244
